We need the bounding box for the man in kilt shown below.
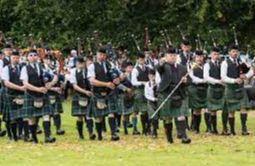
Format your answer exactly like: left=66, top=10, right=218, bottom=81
left=1, top=50, right=25, bottom=141
left=20, top=49, right=56, bottom=143
left=144, top=69, right=159, bottom=138
left=87, top=47, right=120, bottom=141
left=156, top=47, right=191, bottom=144
left=221, top=45, right=253, bottom=136
left=131, top=52, right=150, bottom=135
left=42, top=55, right=65, bottom=135
left=70, top=56, right=96, bottom=140
left=204, top=47, right=224, bottom=134
left=188, top=50, right=209, bottom=134
left=0, top=44, right=13, bottom=138
left=120, top=62, right=140, bottom=135
left=0, top=50, right=7, bottom=137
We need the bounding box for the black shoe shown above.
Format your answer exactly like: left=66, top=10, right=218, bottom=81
left=37, top=129, right=42, bottom=134
left=56, top=129, right=65, bottom=135
left=132, top=130, right=141, bottom=135
left=111, top=134, right=120, bottom=141
left=0, top=130, right=6, bottom=137
left=242, top=131, right=250, bottom=136
left=181, top=138, right=191, bottom=144
left=166, top=136, right=173, bottom=144
left=89, top=134, right=96, bottom=140
left=45, top=137, right=56, bottom=143
left=115, top=128, right=120, bottom=133
left=98, top=135, right=103, bottom=141
left=177, top=133, right=182, bottom=139
left=210, top=130, right=218, bottom=135
left=230, top=131, right=236, bottom=136
left=221, top=130, right=230, bottom=136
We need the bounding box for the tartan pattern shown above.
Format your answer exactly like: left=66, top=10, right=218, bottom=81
left=48, top=92, right=64, bottom=114
left=3, top=93, right=24, bottom=121
left=91, top=96, right=109, bottom=118
left=147, top=101, right=158, bottom=120
left=71, top=93, right=92, bottom=117
left=224, top=84, right=243, bottom=112
left=207, top=86, right=224, bottom=112
left=108, top=93, right=123, bottom=114
left=188, top=85, right=207, bottom=109
left=20, top=92, right=52, bottom=118
left=158, top=93, right=190, bottom=118
left=134, top=88, right=147, bottom=112
left=0, top=88, right=4, bottom=114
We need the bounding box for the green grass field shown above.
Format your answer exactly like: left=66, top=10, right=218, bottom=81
left=1, top=100, right=255, bottom=166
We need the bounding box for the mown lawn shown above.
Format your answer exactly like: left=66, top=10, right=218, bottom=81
left=1, top=100, right=255, bottom=166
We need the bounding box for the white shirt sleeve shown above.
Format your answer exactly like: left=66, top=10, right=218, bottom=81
left=1, top=66, right=10, bottom=81
left=87, top=64, right=95, bottom=79
left=221, top=61, right=236, bottom=84
left=131, top=68, right=142, bottom=86
left=69, top=68, right=77, bottom=84
left=0, top=60, right=3, bottom=80
left=20, top=66, right=28, bottom=81
left=144, top=82, right=156, bottom=101
left=189, top=69, right=206, bottom=84
left=203, top=63, right=221, bottom=84
left=155, top=71, right=161, bottom=85
left=245, top=68, right=254, bottom=79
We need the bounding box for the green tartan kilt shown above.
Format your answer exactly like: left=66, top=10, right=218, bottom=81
left=0, top=87, right=5, bottom=114
left=92, top=96, right=109, bottom=118
left=48, top=92, right=63, bottom=115
left=108, top=93, right=122, bottom=114
left=134, top=88, right=147, bottom=113
left=207, top=85, right=225, bottom=112
left=21, top=92, right=52, bottom=118
left=3, top=94, right=24, bottom=121
left=188, top=85, right=207, bottom=109
left=158, top=93, right=190, bottom=119
left=147, top=101, right=158, bottom=120
left=71, top=93, right=92, bottom=117
left=225, top=84, right=250, bottom=112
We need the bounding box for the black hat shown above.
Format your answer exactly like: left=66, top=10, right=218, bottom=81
left=98, top=47, right=107, bottom=54
left=228, top=44, right=239, bottom=51
left=182, top=40, right=191, bottom=46
left=28, top=49, right=38, bottom=56
left=137, top=51, right=145, bottom=58
left=211, top=47, right=220, bottom=53
left=195, top=50, right=204, bottom=56
left=12, top=50, right=20, bottom=56
left=125, top=61, right=133, bottom=66
left=77, top=56, right=85, bottom=63
left=166, top=47, right=177, bottom=54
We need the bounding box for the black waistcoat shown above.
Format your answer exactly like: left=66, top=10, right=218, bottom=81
left=76, top=69, right=90, bottom=96
left=27, top=64, right=44, bottom=97
left=209, top=61, right=221, bottom=80
left=8, top=65, right=23, bottom=95
left=226, top=58, right=240, bottom=79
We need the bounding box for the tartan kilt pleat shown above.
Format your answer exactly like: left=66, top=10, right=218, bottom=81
left=92, top=96, right=109, bottom=118
left=134, top=88, right=147, bottom=113
left=188, top=85, right=207, bottom=109
left=71, top=93, right=91, bottom=117
left=3, top=93, right=24, bottom=121
left=21, top=92, right=52, bottom=118
left=108, top=93, right=123, bottom=115
left=147, top=101, right=158, bottom=120
left=48, top=92, right=64, bottom=114
left=207, top=86, right=224, bottom=112
left=158, top=93, right=190, bottom=119
left=224, top=84, right=247, bottom=112
left=0, top=87, right=5, bottom=114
